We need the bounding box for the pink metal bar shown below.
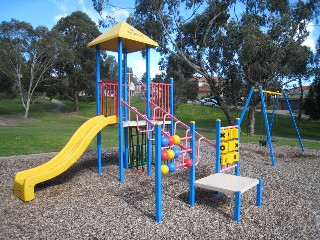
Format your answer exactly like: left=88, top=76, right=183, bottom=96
left=220, top=164, right=237, bottom=172
left=149, top=101, right=216, bottom=147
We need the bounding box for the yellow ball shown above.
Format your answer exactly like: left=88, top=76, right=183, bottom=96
left=167, top=149, right=175, bottom=159
left=161, top=165, right=169, bottom=175
left=173, top=135, right=181, bottom=145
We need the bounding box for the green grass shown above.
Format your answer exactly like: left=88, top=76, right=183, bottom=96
left=0, top=97, right=319, bottom=157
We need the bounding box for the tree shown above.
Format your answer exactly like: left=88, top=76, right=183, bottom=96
left=53, top=11, right=101, bottom=111
left=165, top=54, right=197, bottom=103
left=93, top=0, right=318, bottom=134
left=0, top=19, right=60, bottom=118
left=304, top=36, right=320, bottom=120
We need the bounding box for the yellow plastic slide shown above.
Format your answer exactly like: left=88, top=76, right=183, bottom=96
left=14, top=115, right=118, bottom=202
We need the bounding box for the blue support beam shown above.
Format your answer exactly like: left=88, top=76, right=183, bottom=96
left=235, top=118, right=240, bottom=176
left=215, top=119, right=221, bottom=173
left=189, top=121, right=196, bottom=206
left=256, top=179, right=263, bottom=207
left=146, top=46, right=152, bottom=176
left=234, top=191, right=241, bottom=222
left=118, top=38, right=124, bottom=182
left=240, top=87, right=255, bottom=125
left=95, top=45, right=103, bottom=174
left=283, top=92, right=304, bottom=152
left=123, top=49, right=129, bottom=169
left=259, top=87, right=276, bottom=166
left=170, top=78, right=174, bottom=136
left=155, top=123, right=162, bottom=223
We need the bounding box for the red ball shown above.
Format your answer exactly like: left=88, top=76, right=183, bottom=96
left=185, top=158, right=193, bottom=168
left=161, top=151, right=169, bottom=161
left=168, top=136, right=174, bottom=146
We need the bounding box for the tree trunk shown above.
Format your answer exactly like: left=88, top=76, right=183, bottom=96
left=23, top=98, right=30, bottom=119
left=74, top=91, right=80, bottom=112
left=247, top=105, right=255, bottom=135
left=220, top=102, right=235, bottom=125
left=216, top=95, right=235, bottom=125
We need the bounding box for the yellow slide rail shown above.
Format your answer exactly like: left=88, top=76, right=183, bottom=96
left=14, top=115, right=118, bottom=202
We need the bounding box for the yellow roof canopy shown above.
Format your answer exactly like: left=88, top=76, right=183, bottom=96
left=87, top=21, right=159, bottom=53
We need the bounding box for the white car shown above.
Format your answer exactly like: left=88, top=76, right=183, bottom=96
left=200, top=98, right=218, bottom=107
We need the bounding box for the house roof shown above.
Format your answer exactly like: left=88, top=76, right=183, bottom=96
left=87, top=21, right=159, bottom=53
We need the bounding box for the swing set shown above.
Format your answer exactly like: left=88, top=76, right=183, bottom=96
left=239, top=86, right=304, bottom=166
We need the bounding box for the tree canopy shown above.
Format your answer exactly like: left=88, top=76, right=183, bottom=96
left=93, top=0, right=319, bottom=133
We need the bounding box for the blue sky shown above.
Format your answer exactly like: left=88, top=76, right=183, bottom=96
left=0, top=0, right=319, bottom=79
left=0, top=0, right=161, bottom=79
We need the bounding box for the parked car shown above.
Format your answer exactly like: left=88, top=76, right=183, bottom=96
left=200, top=98, right=219, bottom=107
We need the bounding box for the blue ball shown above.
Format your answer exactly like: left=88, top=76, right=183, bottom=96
left=161, top=136, right=169, bottom=147
left=168, top=162, right=176, bottom=172
left=172, top=147, right=181, bottom=158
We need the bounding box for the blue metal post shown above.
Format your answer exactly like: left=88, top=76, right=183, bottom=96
left=234, top=191, right=241, bottom=222
left=259, top=87, right=276, bottom=166
left=123, top=49, right=129, bottom=169
left=118, top=38, right=124, bottom=182
left=215, top=119, right=221, bottom=173
left=235, top=118, right=240, bottom=176
left=269, top=95, right=278, bottom=133
left=169, top=78, right=174, bottom=136
left=189, top=121, right=196, bottom=206
left=240, top=87, right=255, bottom=125
left=256, top=179, right=263, bottom=207
left=155, top=123, right=162, bottom=222
left=95, top=45, right=103, bottom=174
left=146, top=46, right=152, bottom=176
left=283, top=92, right=305, bottom=152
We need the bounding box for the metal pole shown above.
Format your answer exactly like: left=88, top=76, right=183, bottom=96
left=215, top=119, right=221, bottom=173
left=170, top=78, right=174, bottom=136
left=240, top=87, right=255, bottom=125
left=283, top=91, right=305, bottom=151
left=146, top=45, right=152, bottom=176
left=123, top=49, right=129, bottom=169
left=118, top=38, right=124, bottom=182
left=95, top=45, right=103, bottom=174
left=235, top=118, right=240, bottom=176
left=189, top=121, right=196, bottom=206
left=155, top=123, right=162, bottom=222
left=259, top=86, right=276, bottom=166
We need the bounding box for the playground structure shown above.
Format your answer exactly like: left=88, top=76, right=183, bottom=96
left=239, top=87, right=304, bottom=166
left=13, top=22, right=262, bottom=223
